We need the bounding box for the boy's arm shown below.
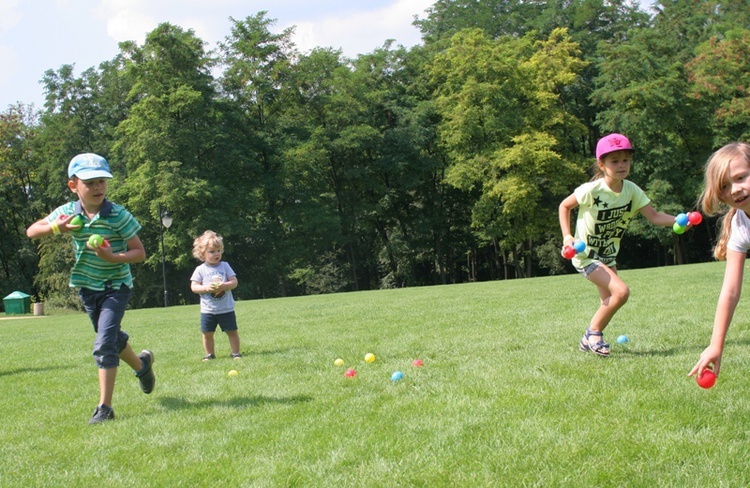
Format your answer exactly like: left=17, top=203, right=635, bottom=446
left=26, top=214, right=75, bottom=239
left=639, top=205, right=677, bottom=227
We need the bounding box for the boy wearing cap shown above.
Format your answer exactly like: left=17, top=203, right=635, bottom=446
left=558, top=134, right=680, bottom=356
left=26, top=153, right=155, bottom=424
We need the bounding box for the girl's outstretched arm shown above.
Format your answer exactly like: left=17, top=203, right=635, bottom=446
left=689, top=249, right=746, bottom=377
left=639, top=204, right=677, bottom=227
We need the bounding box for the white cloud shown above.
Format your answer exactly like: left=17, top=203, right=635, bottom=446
left=95, top=0, right=237, bottom=50
left=0, top=44, right=18, bottom=88
left=1, top=1, right=434, bottom=109
left=92, top=0, right=431, bottom=59
left=0, top=0, right=22, bottom=107
left=98, top=0, right=155, bottom=44
left=286, top=0, right=432, bottom=57
left=0, top=0, right=23, bottom=32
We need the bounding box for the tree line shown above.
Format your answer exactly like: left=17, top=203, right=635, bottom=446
left=2, top=0, right=749, bottom=309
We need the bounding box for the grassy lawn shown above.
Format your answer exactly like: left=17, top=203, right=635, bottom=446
left=2, top=261, right=750, bottom=487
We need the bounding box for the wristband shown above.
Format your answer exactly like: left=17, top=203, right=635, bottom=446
left=50, top=221, right=61, bottom=235
left=563, top=234, right=574, bottom=241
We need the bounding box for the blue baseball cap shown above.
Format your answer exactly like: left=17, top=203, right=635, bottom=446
left=67, top=153, right=113, bottom=180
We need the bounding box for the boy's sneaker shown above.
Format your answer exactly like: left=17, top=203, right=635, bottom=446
left=89, top=404, right=114, bottom=424
left=136, top=350, right=155, bottom=394
left=202, top=354, right=216, bottom=361
left=232, top=353, right=242, bottom=360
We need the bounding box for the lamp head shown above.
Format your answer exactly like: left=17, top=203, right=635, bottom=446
left=161, top=211, right=173, bottom=229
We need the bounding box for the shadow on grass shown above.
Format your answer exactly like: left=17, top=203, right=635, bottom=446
left=612, top=347, right=684, bottom=357
left=247, top=348, right=295, bottom=356
left=158, top=394, right=313, bottom=411
left=0, top=364, right=72, bottom=377
left=615, top=340, right=750, bottom=357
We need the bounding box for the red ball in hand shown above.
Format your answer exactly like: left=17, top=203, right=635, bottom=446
left=696, top=369, right=716, bottom=389
left=562, top=245, right=576, bottom=259
left=688, top=212, right=703, bottom=225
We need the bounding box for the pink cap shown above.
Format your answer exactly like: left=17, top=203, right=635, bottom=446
left=596, top=133, right=634, bottom=160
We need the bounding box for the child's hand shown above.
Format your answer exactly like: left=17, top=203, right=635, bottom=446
left=561, top=237, right=585, bottom=259
left=89, top=239, right=113, bottom=260
left=210, top=282, right=226, bottom=298
left=53, top=214, right=74, bottom=234
left=560, top=235, right=575, bottom=256
left=61, top=214, right=82, bottom=232
left=688, top=344, right=723, bottom=378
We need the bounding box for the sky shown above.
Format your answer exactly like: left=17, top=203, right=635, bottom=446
left=0, top=0, right=435, bottom=110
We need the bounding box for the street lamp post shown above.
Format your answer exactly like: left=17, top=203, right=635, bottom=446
left=159, top=203, right=173, bottom=307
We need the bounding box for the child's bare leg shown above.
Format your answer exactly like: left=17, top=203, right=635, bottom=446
left=203, top=332, right=215, bottom=356
left=97, top=344, right=143, bottom=407
left=120, top=342, right=142, bottom=370
left=587, top=265, right=630, bottom=333
left=227, top=330, right=240, bottom=355
left=98, top=367, right=117, bottom=407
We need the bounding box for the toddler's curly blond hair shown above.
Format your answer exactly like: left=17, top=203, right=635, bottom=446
left=192, top=230, right=224, bottom=261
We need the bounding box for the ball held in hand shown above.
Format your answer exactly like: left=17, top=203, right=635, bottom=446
left=69, top=215, right=83, bottom=229
left=88, top=234, right=104, bottom=247
left=563, top=239, right=585, bottom=259
left=696, top=369, right=716, bottom=389
left=562, top=245, right=576, bottom=259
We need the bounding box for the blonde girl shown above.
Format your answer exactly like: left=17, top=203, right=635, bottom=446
left=689, top=142, right=750, bottom=378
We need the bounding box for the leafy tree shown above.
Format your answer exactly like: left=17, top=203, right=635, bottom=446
left=416, top=0, right=539, bottom=42
left=28, top=56, right=138, bottom=305
left=430, top=28, right=587, bottom=277
left=592, top=0, right=745, bottom=264
left=0, top=105, right=43, bottom=302
left=216, top=12, right=308, bottom=297
left=18, top=0, right=750, bottom=308
left=112, top=23, right=220, bottom=306
left=689, top=29, right=750, bottom=144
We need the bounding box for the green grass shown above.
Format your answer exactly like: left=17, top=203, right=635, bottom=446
left=2, top=262, right=750, bottom=486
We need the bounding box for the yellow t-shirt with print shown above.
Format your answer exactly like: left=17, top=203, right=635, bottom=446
left=572, top=179, right=651, bottom=269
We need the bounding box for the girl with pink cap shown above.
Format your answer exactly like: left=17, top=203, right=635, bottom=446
left=559, top=134, right=681, bottom=356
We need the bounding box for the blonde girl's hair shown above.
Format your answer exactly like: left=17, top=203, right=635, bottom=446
left=699, top=142, right=750, bottom=260
left=192, top=230, right=224, bottom=261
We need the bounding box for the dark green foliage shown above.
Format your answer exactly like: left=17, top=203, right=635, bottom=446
left=4, top=2, right=745, bottom=308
